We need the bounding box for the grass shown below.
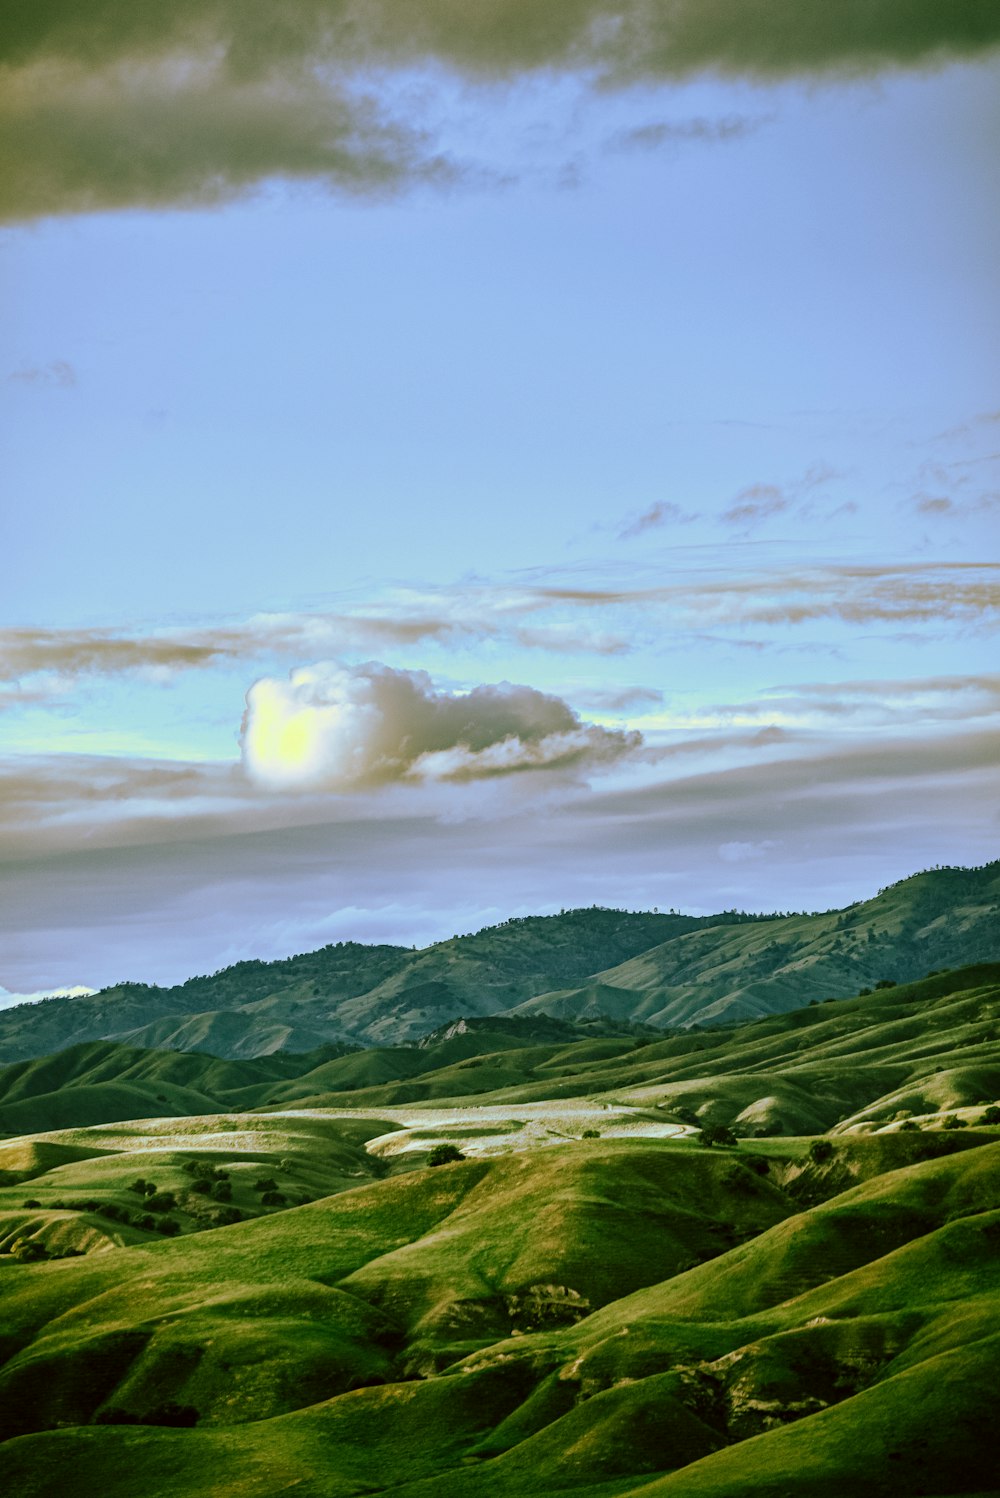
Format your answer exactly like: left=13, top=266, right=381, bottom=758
left=0, top=960, right=997, bottom=1494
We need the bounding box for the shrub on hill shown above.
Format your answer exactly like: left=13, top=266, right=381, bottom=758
left=96, top=1403, right=199, bottom=1428
left=9, top=1237, right=47, bottom=1262
left=427, top=1143, right=466, bottom=1166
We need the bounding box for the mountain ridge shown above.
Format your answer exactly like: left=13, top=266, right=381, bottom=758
left=1, top=862, right=997, bottom=1065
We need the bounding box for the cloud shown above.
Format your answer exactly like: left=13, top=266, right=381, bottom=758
left=708, top=672, right=1000, bottom=728
left=0, top=54, right=454, bottom=222
left=3, top=2, right=998, bottom=220
left=3, top=724, right=995, bottom=991
left=0, top=607, right=508, bottom=686
left=719, top=838, right=778, bottom=863
left=0, top=984, right=95, bottom=1012
left=576, top=684, right=664, bottom=711
left=721, top=482, right=789, bottom=529
left=609, top=114, right=769, bottom=153
left=0, top=626, right=236, bottom=680
left=618, top=500, right=698, bottom=539
left=720, top=463, right=841, bottom=530
left=914, top=492, right=1000, bottom=518
left=240, top=662, right=640, bottom=791
left=8, top=359, right=77, bottom=387
left=3, top=562, right=997, bottom=706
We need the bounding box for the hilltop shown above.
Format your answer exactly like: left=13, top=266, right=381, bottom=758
left=1, top=862, right=997, bottom=1065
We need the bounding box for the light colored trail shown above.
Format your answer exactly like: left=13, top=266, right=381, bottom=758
left=276, top=1100, right=693, bottom=1159
left=4, top=1101, right=694, bottom=1163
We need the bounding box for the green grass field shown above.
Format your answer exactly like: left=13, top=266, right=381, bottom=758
left=0, top=964, right=997, bottom=1494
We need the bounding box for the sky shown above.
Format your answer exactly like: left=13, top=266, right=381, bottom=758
left=1, top=2, right=998, bottom=997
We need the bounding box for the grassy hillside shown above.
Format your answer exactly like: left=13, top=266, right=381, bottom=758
left=516, top=862, right=1000, bottom=1030
left=0, top=1123, right=995, bottom=1495
left=0, top=909, right=694, bottom=1063
left=247, top=965, right=1000, bottom=1141
left=1, top=866, right=996, bottom=1067
left=0, top=1113, right=396, bottom=1260
left=2, top=963, right=998, bottom=1141
left=0, top=877, right=996, bottom=1494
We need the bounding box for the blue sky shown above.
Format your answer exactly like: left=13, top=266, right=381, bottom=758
left=1, top=4, right=998, bottom=994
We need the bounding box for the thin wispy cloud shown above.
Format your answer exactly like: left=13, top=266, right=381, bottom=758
left=721, top=483, right=790, bottom=529
left=708, top=672, right=1000, bottom=727
left=618, top=501, right=699, bottom=540
left=8, top=360, right=77, bottom=387
left=720, top=464, right=841, bottom=530
left=608, top=114, right=770, bottom=153
left=2, top=561, right=997, bottom=697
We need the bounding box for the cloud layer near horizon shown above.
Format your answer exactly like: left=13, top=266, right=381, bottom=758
left=241, top=662, right=639, bottom=789
left=3, top=1, right=998, bottom=219
left=1, top=723, right=994, bottom=991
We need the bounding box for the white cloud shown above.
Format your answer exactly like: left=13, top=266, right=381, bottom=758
left=0, top=984, right=96, bottom=1012
left=240, top=661, right=640, bottom=791
left=719, top=839, right=779, bottom=864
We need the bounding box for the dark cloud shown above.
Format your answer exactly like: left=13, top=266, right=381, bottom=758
left=2, top=1, right=998, bottom=220
left=580, top=727, right=1000, bottom=832
left=0, top=55, right=453, bottom=222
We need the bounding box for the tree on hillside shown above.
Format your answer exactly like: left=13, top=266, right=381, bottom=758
left=427, top=1143, right=465, bottom=1166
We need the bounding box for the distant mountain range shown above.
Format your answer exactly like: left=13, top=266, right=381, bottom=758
left=1, top=862, right=997, bottom=1066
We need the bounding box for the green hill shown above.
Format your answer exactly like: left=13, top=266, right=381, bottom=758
left=0, top=1125, right=995, bottom=1495
left=1, top=866, right=996, bottom=1067
left=515, top=863, right=1000, bottom=1030
left=245, top=965, right=1000, bottom=1139
left=0, top=870, right=997, bottom=1493
left=2, top=963, right=998, bottom=1139
left=0, top=910, right=693, bottom=1063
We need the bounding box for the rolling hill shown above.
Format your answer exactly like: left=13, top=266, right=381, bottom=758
left=1, top=864, right=997, bottom=1068
left=0, top=1119, right=996, bottom=1496
left=0, top=865, right=997, bottom=1494
left=1, top=963, right=998, bottom=1139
